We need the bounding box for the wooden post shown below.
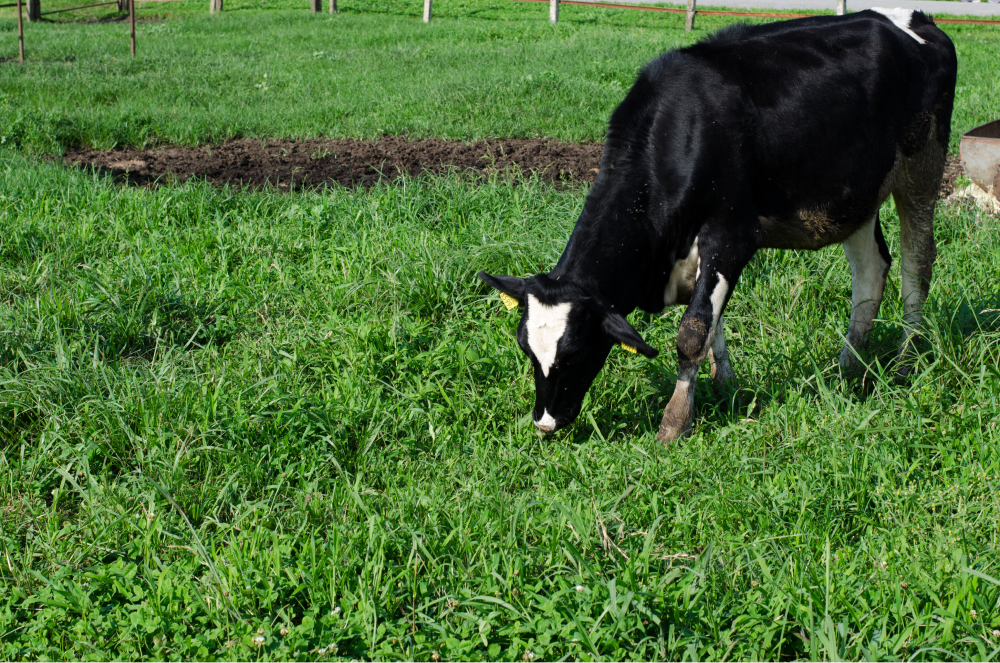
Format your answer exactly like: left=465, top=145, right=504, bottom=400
left=210, top=0, right=222, bottom=14
left=27, top=0, right=40, bottom=21
left=423, top=0, right=431, bottom=22
left=310, top=0, right=321, bottom=13
left=129, top=0, right=135, bottom=55
left=549, top=0, right=557, bottom=24
left=329, top=0, right=336, bottom=13
left=685, top=0, right=696, bottom=31
left=16, top=0, right=24, bottom=62
left=836, top=0, right=845, bottom=14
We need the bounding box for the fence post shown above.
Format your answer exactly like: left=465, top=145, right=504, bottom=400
left=210, top=0, right=222, bottom=14
left=685, top=0, right=696, bottom=31
left=310, top=0, right=321, bottom=13
left=836, top=0, right=845, bottom=14
left=27, top=0, right=39, bottom=21
left=329, top=0, right=336, bottom=12
left=423, top=0, right=431, bottom=22
left=129, top=0, right=135, bottom=54
left=549, top=0, right=558, bottom=24
left=16, top=0, right=24, bottom=61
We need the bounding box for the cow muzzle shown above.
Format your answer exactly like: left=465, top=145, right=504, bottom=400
left=533, top=409, right=558, bottom=434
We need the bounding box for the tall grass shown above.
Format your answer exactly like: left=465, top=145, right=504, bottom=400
left=2, top=152, right=999, bottom=659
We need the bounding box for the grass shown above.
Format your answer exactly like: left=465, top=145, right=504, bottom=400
left=2, top=1, right=1000, bottom=660
left=2, top=153, right=1000, bottom=660
left=1, top=0, right=999, bottom=151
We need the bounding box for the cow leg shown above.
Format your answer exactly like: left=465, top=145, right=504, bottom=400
left=657, top=267, right=739, bottom=444
left=893, top=146, right=943, bottom=381
left=709, top=315, right=737, bottom=389
left=838, top=214, right=891, bottom=373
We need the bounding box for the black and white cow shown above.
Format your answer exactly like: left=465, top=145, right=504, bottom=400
left=479, top=9, right=956, bottom=443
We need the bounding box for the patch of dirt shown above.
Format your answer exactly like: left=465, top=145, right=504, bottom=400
left=65, top=137, right=605, bottom=190
left=939, top=153, right=963, bottom=200
left=65, top=138, right=964, bottom=200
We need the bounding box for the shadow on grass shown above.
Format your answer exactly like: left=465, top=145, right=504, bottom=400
left=569, top=293, right=1000, bottom=444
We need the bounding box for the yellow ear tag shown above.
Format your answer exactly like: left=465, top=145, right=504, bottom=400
left=621, top=343, right=637, bottom=354
left=499, top=292, right=519, bottom=310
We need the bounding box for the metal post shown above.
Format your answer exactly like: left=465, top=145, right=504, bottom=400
left=129, top=0, right=135, bottom=55
left=16, top=0, right=24, bottom=61
left=329, top=0, right=336, bottom=12
left=423, top=0, right=431, bottom=22
left=27, top=0, right=39, bottom=21
left=210, top=0, right=222, bottom=14
left=549, top=0, right=558, bottom=24
left=836, top=0, right=845, bottom=14
left=310, top=0, right=321, bottom=13
left=685, top=0, right=696, bottom=31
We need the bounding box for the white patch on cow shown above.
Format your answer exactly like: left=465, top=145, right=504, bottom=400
left=535, top=409, right=557, bottom=432
left=709, top=273, right=729, bottom=325
left=663, top=238, right=699, bottom=306
left=526, top=294, right=572, bottom=378
left=871, top=7, right=927, bottom=44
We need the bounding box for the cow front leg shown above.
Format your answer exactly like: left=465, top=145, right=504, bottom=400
left=838, top=214, right=891, bottom=373
left=657, top=270, right=734, bottom=444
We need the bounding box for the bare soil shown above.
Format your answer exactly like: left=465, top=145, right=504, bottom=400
left=65, top=137, right=605, bottom=190
left=65, top=138, right=962, bottom=200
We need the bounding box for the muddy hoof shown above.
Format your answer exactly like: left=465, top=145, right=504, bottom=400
left=712, top=375, right=740, bottom=392
left=656, top=410, right=692, bottom=445
left=656, top=424, right=692, bottom=444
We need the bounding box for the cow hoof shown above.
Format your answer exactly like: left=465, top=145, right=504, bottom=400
left=838, top=346, right=864, bottom=375
left=656, top=422, right=692, bottom=444
left=893, top=361, right=913, bottom=385
left=712, top=374, right=739, bottom=392
left=656, top=410, right=692, bottom=445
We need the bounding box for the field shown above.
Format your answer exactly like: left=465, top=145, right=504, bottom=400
left=3, top=0, right=1000, bottom=660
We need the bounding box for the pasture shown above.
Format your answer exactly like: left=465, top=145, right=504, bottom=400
left=2, top=0, right=1000, bottom=659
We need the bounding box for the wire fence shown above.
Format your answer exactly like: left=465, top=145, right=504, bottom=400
left=6, top=0, right=1000, bottom=63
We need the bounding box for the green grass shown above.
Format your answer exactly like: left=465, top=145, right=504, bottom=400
left=3, top=1, right=1000, bottom=661
left=2, top=153, right=1000, bottom=660
left=1, top=0, right=998, bottom=151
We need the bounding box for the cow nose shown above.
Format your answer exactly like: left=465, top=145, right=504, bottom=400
left=533, top=409, right=557, bottom=433
left=534, top=419, right=554, bottom=433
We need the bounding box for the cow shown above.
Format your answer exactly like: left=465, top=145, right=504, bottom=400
left=479, top=9, right=957, bottom=443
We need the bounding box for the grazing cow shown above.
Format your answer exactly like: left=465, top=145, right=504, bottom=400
left=479, top=9, right=956, bottom=443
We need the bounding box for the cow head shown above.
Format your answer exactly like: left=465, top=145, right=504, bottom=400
left=479, top=271, right=658, bottom=433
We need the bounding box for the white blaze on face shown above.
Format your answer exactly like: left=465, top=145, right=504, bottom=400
left=526, top=294, right=572, bottom=378
left=871, top=7, right=927, bottom=44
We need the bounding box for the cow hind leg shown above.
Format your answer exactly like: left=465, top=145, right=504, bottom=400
left=894, top=195, right=937, bottom=381
left=893, top=141, right=944, bottom=381
left=839, top=214, right=891, bottom=373
left=709, top=315, right=737, bottom=389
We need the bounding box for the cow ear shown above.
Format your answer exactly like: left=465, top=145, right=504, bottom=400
left=478, top=271, right=527, bottom=304
left=601, top=311, right=658, bottom=358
